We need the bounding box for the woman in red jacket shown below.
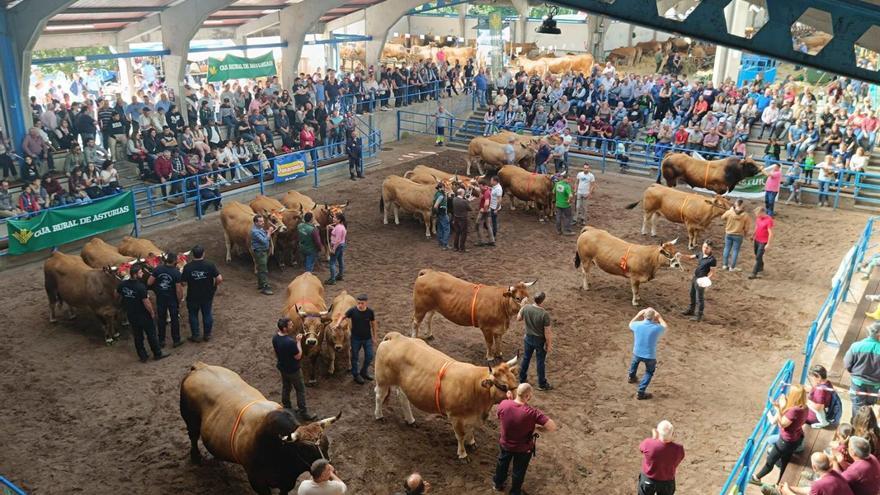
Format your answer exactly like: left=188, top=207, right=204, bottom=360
left=300, top=124, right=318, bottom=163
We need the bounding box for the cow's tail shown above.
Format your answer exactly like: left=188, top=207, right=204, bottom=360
left=379, top=195, right=385, bottom=214
left=624, top=200, right=641, bottom=210
left=574, top=251, right=581, bottom=269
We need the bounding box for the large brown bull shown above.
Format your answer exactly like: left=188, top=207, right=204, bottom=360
left=250, top=194, right=301, bottom=268
left=220, top=201, right=287, bottom=271
left=179, top=362, right=341, bottom=495
left=467, top=137, right=536, bottom=175
left=626, top=184, right=732, bottom=249
left=323, top=291, right=356, bottom=376
left=374, top=332, right=519, bottom=460
left=487, top=131, right=562, bottom=148
left=283, top=272, right=331, bottom=385
left=659, top=153, right=762, bottom=194
left=382, top=43, right=409, bottom=61
left=403, top=165, right=479, bottom=199
left=117, top=235, right=189, bottom=270
left=441, top=46, right=476, bottom=64
left=380, top=175, right=441, bottom=238
left=513, top=57, right=548, bottom=76
left=497, top=165, right=554, bottom=221
left=44, top=251, right=122, bottom=344
left=635, top=40, right=663, bottom=55
left=81, top=238, right=135, bottom=270
left=411, top=268, right=536, bottom=361
left=608, top=46, right=642, bottom=66
left=574, top=227, right=682, bottom=306
left=279, top=190, right=348, bottom=230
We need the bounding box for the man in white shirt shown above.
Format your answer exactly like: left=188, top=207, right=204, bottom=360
left=298, top=460, right=346, bottom=495
left=490, top=175, right=503, bottom=238
left=575, top=163, right=597, bottom=225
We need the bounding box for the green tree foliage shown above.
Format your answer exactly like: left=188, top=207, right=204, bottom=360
left=468, top=4, right=519, bottom=18
left=529, top=6, right=581, bottom=18
left=32, top=46, right=117, bottom=76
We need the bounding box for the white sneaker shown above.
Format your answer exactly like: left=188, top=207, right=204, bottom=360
left=811, top=422, right=830, bottom=429
left=722, top=265, right=728, bottom=270
left=867, top=295, right=880, bottom=302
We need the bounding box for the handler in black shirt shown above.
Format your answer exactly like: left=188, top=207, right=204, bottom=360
left=181, top=245, right=222, bottom=342
left=682, top=240, right=717, bottom=322
left=272, top=317, right=317, bottom=421
left=116, top=264, right=165, bottom=362
left=331, top=293, right=377, bottom=384
left=148, top=252, right=183, bottom=348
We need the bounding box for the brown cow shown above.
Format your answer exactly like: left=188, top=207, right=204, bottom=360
left=279, top=190, right=347, bottom=230
left=44, top=251, right=122, bottom=344
left=374, top=332, right=519, bottom=460
left=497, top=165, right=554, bottom=221
left=635, top=40, right=663, bottom=55
left=487, top=131, right=562, bottom=148
left=380, top=175, right=443, bottom=238
left=323, top=291, right=356, bottom=376
left=513, top=57, right=548, bottom=76
left=574, top=227, right=682, bottom=306
left=626, top=184, right=732, bottom=249
left=180, top=362, right=341, bottom=494
left=220, top=201, right=287, bottom=271
left=664, top=37, right=691, bottom=53
left=117, top=235, right=189, bottom=270
left=411, top=269, right=536, bottom=361
left=441, top=46, right=476, bottom=64
left=81, top=237, right=135, bottom=270
left=659, top=153, right=763, bottom=194
left=466, top=137, right=536, bottom=175
left=382, top=43, right=409, bottom=61
left=283, top=272, right=331, bottom=385
left=608, top=46, right=642, bottom=66
left=250, top=194, right=301, bottom=268
left=403, top=165, right=479, bottom=199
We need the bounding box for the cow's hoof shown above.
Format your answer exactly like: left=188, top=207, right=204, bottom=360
left=105, top=338, right=114, bottom=346
left=375, top=416, right=385, bottom=422
left=306, top=381, right=317, bottom=387
left=424, top=335, right=435, bottom=341
left=465, top=442, right=478, bottom=452
left=113, top=331, right=121, bottom=338
left=190, top=452, right=202, bottom=464
left=406, top=420, right=416, bottom=427
left=49, top=318, right=57, bottom=324
left=458, top=456, right=471, bottom=464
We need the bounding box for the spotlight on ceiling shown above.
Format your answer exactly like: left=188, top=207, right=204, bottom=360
left=536, top=5, right=561, bottom=35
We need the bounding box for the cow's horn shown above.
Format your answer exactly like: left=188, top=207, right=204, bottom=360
left=506, top=353, right=518, bottom=367
left=318, top=410, right=343, bottom=428
left=297, top=307, right=307, bottom=317
left=318, top=310, right=329, bottom=317
left=669, top=238, right=678, bottom=245
left=523, top=279, right=537, bottom=287
left=283, top=431, right=299, bottom=442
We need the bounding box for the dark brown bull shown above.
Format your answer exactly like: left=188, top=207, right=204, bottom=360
left=659, top=153, right=762, bottom=194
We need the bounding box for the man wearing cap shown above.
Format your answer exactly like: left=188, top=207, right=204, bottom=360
left=330, top=294, right=377, bottom=384
left=844, top=323, right=880, bottom=421
left=681, top=240, right=716, bottom=322
left=629, top=308, right=668, bottom=400
left=273, top=317, right=317, bottom=421
left=115, top=264, right=166, bottom=362
left=181, top=245, right=222, bottom=342
left=148, top=252, right=184, bottom=348
left=517, top=291, right=553, bottom=391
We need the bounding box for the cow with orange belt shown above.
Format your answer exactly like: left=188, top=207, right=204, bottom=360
left=626, top=184, right=732, bottom=249
left=180, top=362, right=341, bottom=494
left=117, top=235, right=190, bottom=269
left=250, top=194, right=302, bottom=269
left=374, top=332, right=519, bottom=461
left=497, top=165, right=554, bottom=221
left=411, top=268, right=536, bottom=361
left=574, top=226, right=683, bottom=306
left=659, top=152, right=762, bottom=194
left=283, top=272, right=332, bottom=385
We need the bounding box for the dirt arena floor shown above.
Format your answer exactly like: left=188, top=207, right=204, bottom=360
left=0, top=145, right=871, bottom=494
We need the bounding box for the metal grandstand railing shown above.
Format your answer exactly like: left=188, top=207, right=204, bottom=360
left=0, top=476, right=27, bottom=495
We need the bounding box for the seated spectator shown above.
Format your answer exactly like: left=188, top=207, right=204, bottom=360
left=853, top=405, right=880, bottom=455
left=22, top=126, right=54, bottom=172
left=763, top=452, right=851, bottom=495
left=686, top=125, right=704, bottom=152
left=54, top=119, right=75, bottom=151
left=127, top=133, right=150, bottom=179
left=154, top=150, right=173, bottom=198
left=106, top=112, right=128, bottom=159
left=784, top=161, right=803, bottom=205
left=840, top=436, right=880, bottom=494
left=0, top=145, right=17, bottom=179
left=805, top=364, right=835, bottom=428
left=160, top=126, right=178, bottom=151
left=673, top=125, right=689, bottom=151
left=43, top=174, right=69, bottom=207
left=830, top=423, right=856, bottom=472
left=64, top=143, right=87, bottom=175
left=67, top=167, right=90, bottom=204
left=18, top=183, right=40, bottom=213
left=0, top=179, right=23, bottom=217
left=99, top=160, right=121, bottom=196
left=22, top=155, right=40, bottom=184
left=83, top=162, right=101, bottom=199
left=297, top=459, right=346, bottom=495
left=751, top=385, right=808, bottom=485
left=396, top=473, right=431, bottom=495
left=196, top=174, right=222, bottom=213
left=84, top=137, right=107, bottom=166
left=848, top=147, right=869, bottom=183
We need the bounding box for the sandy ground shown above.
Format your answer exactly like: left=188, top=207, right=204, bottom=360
left=0, top=145, right=870, bottom=494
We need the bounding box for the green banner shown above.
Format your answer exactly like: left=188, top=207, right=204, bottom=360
left=207, top=52, right=277, bottom=82
left=7, top=192, right=135, bottom=255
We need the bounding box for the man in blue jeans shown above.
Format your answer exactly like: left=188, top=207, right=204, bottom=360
left=330, top=293, right=377, bottom=385
left=433, top=183, right=451, bottom=250
left=628, top=307, right=668, bottom=400
left=517, top=292, right=553, bottom=391
left=181, top=245, right=222, bottom=342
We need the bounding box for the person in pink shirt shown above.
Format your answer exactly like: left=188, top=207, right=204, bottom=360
left=750, top=206, right=775, bottom=280
left=761, top=163, right=783, bottom=216
left=324, top=213, right=347, bottom=285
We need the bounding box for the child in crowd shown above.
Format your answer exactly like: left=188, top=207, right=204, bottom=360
left=784, top=161, right=803, bottom=205
left=802, top=150, right=816, bottom=184
left=763, top=137, right=781, bottom=167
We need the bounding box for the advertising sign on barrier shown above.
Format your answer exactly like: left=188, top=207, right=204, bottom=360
left=7, top=192, right=135, bottom=255
left=207, top=52, right=277, bottom=82
left=274, top=152, right=307, bottom=183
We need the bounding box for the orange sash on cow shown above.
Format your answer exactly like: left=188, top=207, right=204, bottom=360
left=679, top=198, right=690, bottom=222
left=230, top=400, right=280, bottom=463
left=619, top=246, right=633, bottom=272
left=434, top=361, right=452, bottom=416
left=703, top=163, right=710, bottom=189
left=526, top=172, right=538, bottom=195
left=470, top=284, right=483, bottom=327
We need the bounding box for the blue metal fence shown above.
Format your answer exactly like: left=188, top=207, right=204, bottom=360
left=0, top=476, right=27, bottom=495
left=0, top=128, right=380, bottom=257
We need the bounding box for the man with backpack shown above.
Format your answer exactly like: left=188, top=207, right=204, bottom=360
left=805, top=364, right=841, bottom=429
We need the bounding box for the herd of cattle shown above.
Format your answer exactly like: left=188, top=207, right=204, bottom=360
left=37, top=131, right=765, bottom=493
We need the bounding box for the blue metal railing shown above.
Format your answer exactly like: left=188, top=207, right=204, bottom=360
left=719, top=360, right=795, bottom=495
left=0, top=476, right=27, bottom=495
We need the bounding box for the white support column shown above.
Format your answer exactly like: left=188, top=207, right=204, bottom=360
left=627, top=24, right=635, bottom=47
left=458, top=4, right=468, bottom=41
left=714, top=0, right=748, bottom=86
left=114, top=43, right=136, bottom=99
left=279, top=0, right=349, bottom=89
